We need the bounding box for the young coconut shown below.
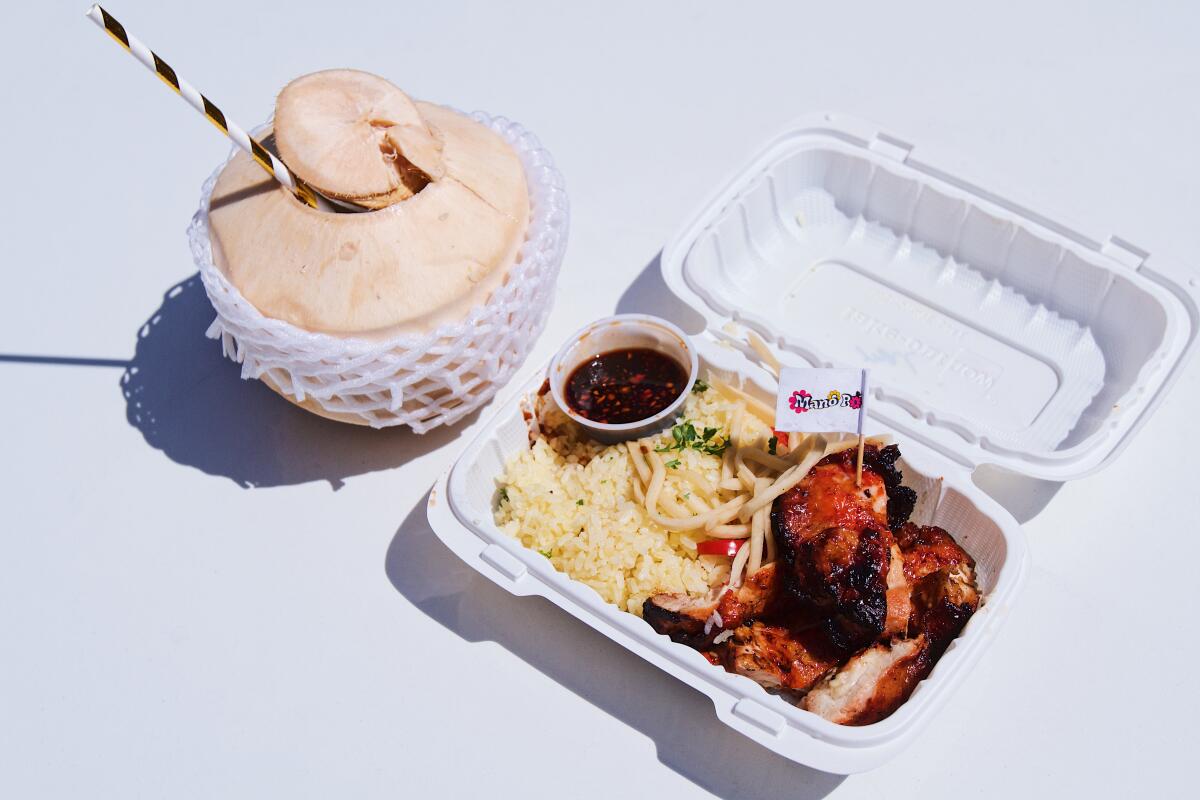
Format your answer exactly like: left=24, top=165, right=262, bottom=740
left=205, top=70, right=531, bottom=423
left=207, top=69, right=530, bottom=344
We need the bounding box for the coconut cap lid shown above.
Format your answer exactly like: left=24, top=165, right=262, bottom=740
left=274, top=70, right=446, bottom=210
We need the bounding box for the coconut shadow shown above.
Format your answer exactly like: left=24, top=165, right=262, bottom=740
left=119, top=273, right=474, bottom=489
left=385, top=491, right=848, bottom=799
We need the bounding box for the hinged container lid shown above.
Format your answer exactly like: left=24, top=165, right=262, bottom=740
left=661, top=113, right=1199, bottom=481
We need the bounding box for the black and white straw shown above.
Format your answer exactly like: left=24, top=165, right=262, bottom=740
left=85, top=4, right=357, bottom=212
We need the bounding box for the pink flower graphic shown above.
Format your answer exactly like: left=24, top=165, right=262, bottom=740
left=789, top=389, right=811, bottom=413
left=849, top=393, right=862, bottom=410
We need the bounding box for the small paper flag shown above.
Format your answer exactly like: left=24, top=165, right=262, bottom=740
left=774, top=368, right=868, bottom=434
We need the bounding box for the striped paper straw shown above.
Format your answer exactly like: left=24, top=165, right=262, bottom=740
left=85, top=5, right=360, bottom=212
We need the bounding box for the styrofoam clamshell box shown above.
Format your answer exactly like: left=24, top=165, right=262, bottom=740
left=427, top=113, right=1199, bottom=773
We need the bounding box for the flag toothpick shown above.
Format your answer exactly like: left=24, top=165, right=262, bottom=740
left=855, top=432, right=866, bottom=487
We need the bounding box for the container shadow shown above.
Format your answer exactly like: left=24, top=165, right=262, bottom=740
left=119, top=273, right=473, bottom=490
left=385, top=493, right=848, bottom=799
left=615, top=252, right=708, bottom=335
left=971, top=466, right=1064, bottom=524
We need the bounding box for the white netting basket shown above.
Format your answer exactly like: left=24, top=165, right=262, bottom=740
left=188, top=111, right=568, bottom=432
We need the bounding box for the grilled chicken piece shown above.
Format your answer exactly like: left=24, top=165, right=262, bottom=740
left=802, top=636, right=929, bottom=725
left=708, top=622, right=842, bottom=693
left=897, top=523, right=979, bottom=651
left=641, top=592, right=716, bottom=647
left=643, top=563, right=781, bottom=647
left=771, top=445, right=914, bottom=651
left=883, top=544, right=912, bottom=637
left=896, top=522, right=973, bottom=584
left=913, top=567, right=978, bottom=653
left=792, top=525, right=892, bottom=650
left=773, top=446, right=892, bottom=536
left=803, top=525, right=981, bottom=725
left=642, top=445, right=980, bottom=727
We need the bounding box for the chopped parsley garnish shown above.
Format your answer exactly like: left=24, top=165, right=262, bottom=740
left=665, top=458, right=681, bottom=469
left=656, top=420, right=729, bottom=458
left=538, top=548, right=553, bottom=559
left=576, top=499, right=585, bottom=506
left=692, top=379, right=709, bottom=394
left=768, top=435, right=778, bottom=456
left=496, top=487, right=509, bottom=506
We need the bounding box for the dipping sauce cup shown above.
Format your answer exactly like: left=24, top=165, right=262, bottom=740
left=548, top=314, right=698, bottom=443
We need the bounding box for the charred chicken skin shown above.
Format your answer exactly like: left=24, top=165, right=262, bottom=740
left=642, top=562, right=784, bottom=648
left=801, top=524, right=980, bottom=725
left=897, top=522, right=979, bottom=654
left=712, top=621, right=842, bottom=694
left=642, top=443, right=980, bottom=726
left=771, top=445, right=913, bottom=651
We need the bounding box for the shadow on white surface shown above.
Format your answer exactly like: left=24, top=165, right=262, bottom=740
left=970, top=466, right=1064, bottom=524
left=0, top=354, right=130, bottom=368
left=385, top=492, right=847, bottom=799
left=615, top=252, right=708, bottom=334
left=117, top=273, right=473, bottom=489
left=616, top=254, right=1063, bottom=525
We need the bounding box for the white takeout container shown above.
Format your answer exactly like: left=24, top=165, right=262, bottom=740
left=427, top=113, right=1199, bottom=773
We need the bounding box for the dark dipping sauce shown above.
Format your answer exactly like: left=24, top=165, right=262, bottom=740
left=565, top=348, right=689, bottom=424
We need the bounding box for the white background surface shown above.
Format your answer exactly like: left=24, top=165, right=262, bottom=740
left=3, top=1, right=1198, bottom=797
